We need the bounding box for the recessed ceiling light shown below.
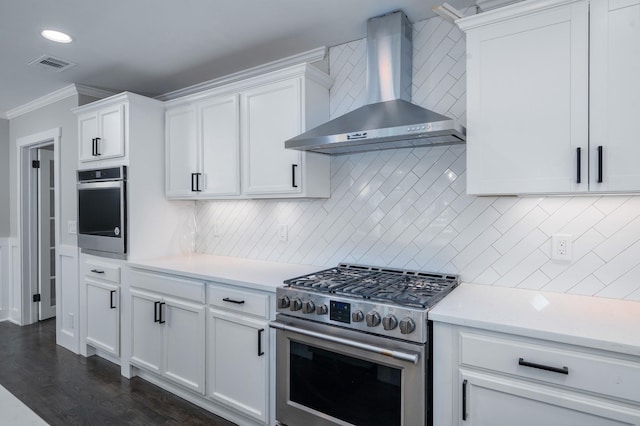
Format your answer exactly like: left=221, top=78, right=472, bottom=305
left=41, top=29, right=72, bottom=44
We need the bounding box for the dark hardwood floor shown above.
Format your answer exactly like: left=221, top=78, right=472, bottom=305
left=0, top=319, right=236, bottom=426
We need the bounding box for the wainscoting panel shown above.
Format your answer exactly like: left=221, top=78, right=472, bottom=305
left=57, top=244, right=79, bottom=353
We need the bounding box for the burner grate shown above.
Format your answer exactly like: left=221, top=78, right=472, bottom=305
left=284, top=264, right=459, bottom=308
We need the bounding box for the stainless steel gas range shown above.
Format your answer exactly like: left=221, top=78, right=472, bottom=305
left=270, top=264, right=459, bottom=426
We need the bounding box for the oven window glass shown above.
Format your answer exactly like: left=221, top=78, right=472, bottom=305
left=78, top=187, right=121, bottom=237
left=290, top=341, right=401, bottom=426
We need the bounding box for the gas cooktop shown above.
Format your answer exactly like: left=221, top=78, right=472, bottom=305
left=284, top=263, right=459, bottom=309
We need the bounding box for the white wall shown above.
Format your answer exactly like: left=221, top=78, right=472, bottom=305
left=195, top=14, right=640, bottom=302
left=0, top=119, right=9, bottom=237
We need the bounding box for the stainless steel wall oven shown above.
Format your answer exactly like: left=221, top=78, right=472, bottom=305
left=77, top=166, right=126, bottom=258
left=271, top=264, right=459, bottom=426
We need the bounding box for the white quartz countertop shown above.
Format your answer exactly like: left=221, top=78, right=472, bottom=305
left=128, top=254, right=321, bottom=293
left=430, top=283, right=640, bottom=357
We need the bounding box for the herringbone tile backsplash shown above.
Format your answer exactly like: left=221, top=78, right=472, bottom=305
left=195, top=13, right=640, bottom=301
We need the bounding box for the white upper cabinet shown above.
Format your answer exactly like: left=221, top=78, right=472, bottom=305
left=165, top=64, right=332, bottom=199
left=78, top=102, right=126, bottom=164
left=589, top=0, right=640, bottom=191
left=460, top=0, right=640, bottom=195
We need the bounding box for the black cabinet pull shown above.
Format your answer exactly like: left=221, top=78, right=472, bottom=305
left=223, top=297, right=245, bottom=305
left=90, top=269, right=105, bottom=274
left=597, top=145, right=603, bottom=183
left=576, top=147, right=581, bottom=184
left=191, top=173, right=197, bottom=192
left=258, top=328, right=265, bottom=356
left=91, top=138, right=96, bottom=156
left=462, top=379, right=468, bottom=421
left=196, top=173, right=202, bottom=192
left=518, top=357, right=568, bottom=375
left=291, top=164, right=298, bottom=188
left=94, top=137, right=101, bottom=156
left=159, top=302, right=166, bottom=324
left=154, top=301, right=160, bottom=323
left=110, top=290, right=116, bottom=309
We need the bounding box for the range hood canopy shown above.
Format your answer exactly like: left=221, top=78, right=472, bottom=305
left=285, top=10, right=466, bottom=155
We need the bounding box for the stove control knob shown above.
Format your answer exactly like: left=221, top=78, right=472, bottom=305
left=302, top=300, right=316, bottom=314
left=382, top=314, right=398, bottom=331
left=316, top=304, right=328, bottom=315
left=366, top=311, right=381, bottom=327
left=399, top=317, right=416, bottom=335
left=290, top=298, right=302, bottom=311
left=352, top=310, right=364, bottom=322
left=277, top=296, right=290, bottom=309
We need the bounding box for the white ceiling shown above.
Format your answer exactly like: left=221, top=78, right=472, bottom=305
left=0, top=0, right=474, bottom=117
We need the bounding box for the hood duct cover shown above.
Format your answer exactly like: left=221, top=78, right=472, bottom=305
left=285, top=10, right=466, bottom=155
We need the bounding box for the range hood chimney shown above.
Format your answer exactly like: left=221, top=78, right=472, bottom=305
left=285, top=10, right=465, bottom=155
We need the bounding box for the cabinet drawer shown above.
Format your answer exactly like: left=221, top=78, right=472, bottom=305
left=129, top=269, right=205, bottom=303
left=85, top=261, right=121, bottom=283
left=207, top=284, right=269, bottom=318
left=460, top=332, right=640, bottom=402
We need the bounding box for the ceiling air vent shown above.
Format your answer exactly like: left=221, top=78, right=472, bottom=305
left=29, top=54, right=76, bottom=72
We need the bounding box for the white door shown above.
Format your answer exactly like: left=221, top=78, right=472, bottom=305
left=130, top=289, right=162, bottom=374
left=85, top=279, right=119, bottom=355
left=460, top=371, right=639, bottom=425
left=163, top=297, right=206, bottom=394
left=166, top=105, right=198, bottom=197
left=78, top=114, right=98, bottom=162
left=37, top=147, right=56, bottom=320
left=207, top=308, right=269, bottom=423
left=96, top=104, right=125, bottom=159
left=464, top=1, right=589, bottom=195
left=242, top=78, right=303, bottom=195
left=199, top=95, right=241, bottom=196
left=589, top=0, right=640, bottom=192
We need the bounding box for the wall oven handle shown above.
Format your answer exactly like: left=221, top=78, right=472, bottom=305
left=269, top=320, right=420, bottom=364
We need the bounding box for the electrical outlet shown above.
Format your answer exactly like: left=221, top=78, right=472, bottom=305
left=67, top=220, right=77, bottom=235
left=278, top=224, right=288, bottom=242
left=551, top=234, right=572, bottom=261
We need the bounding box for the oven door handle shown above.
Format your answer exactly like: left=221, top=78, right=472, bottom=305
left=269, top=321, right=420, bottom=364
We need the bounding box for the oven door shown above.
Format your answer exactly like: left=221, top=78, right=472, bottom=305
left=77, top=180, right=126, bottom=257
left=271, top=315, right=427, bottom=426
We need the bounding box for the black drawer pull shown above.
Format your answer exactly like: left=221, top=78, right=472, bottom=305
left=90, top=269, right=105, bottom=274
left=576, top=147, right=581, bottom=184
left=154, top=301, right=160, bottom=323
left=462, top=379, right=468, bottom=421
left=223, top=297, right=245, bottom=305
left=92, top=138, right=96, bottom=156
left=291, top=164, right=298, bottom=188
left=110, top=290, right=116, bottom=309
left=95, top=137, right=101, bottom=156
left=518, top=357, right=568, bottom=375
left=597, top=145, right=603, bottom=183
left=258, top=328, right=265, bottom=356
left=158, top=302, right=166, bottom=324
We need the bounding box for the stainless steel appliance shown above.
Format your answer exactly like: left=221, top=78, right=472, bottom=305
left=77, top=166, right=127, bottom=258
left=271, top=264, right=459, bottom=426
left=284, top=10, right=465, bottom=155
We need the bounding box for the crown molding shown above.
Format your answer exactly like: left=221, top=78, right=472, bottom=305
left=5, top=84, right=116, bottom=120
left=157, top=46, right=327, bottom=102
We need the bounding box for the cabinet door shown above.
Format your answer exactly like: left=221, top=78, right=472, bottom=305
left=199, top=95, right=241, bottom=196
left=85, top=279, right=119, bottom=356
left=166, top=105, right=198, bottom=197
left=163, top=297, right=206, bottom=394
left=207, top=309, right=269, bottom=423
left=459, top=371, right=640, bottom=426
left=464, top=1, right=589, bottom=195
left=130, top=289, right=162, bottom=374
left=97, top=103, right=126, bottom=159
left=242, top=78, right=303, bottom=195
left=78, top=114, right=98, bottom=162
left=590, top=0, right=640, bottom=192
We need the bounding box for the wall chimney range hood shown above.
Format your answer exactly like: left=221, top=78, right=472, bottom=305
left=285, top=10, right=466, bottom=155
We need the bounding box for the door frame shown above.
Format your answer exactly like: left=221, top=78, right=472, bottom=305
left=16, top=128, right=61, bottom=325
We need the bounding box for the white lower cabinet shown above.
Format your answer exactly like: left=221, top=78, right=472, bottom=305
left=207, top=308, right=269, bottom=423
left=83, top=256, right=122, bottom=358
left=434, top=323, right=640, bottom=425
left=128, top=269, right=207, bottom=395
